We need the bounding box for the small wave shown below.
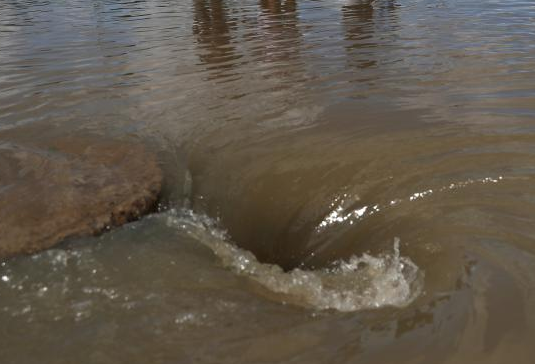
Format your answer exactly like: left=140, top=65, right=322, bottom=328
left=165, top=209, right=423, bottom=312
left=317, top=175, right=506, bottom=231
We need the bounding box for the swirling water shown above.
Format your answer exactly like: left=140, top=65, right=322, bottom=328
left=1, top=0, right=535, bottom=363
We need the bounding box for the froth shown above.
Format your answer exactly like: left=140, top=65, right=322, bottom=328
left=165, top=209, right=423, bottom=312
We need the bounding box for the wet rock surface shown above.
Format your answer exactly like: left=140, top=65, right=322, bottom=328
left=0, top=137, right=162, bottom=258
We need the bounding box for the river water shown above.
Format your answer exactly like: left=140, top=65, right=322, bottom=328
left=1, top=0, right=535, bottom=363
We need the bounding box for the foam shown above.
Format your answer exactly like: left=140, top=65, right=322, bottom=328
left=165, top=209, right=423, bottom=312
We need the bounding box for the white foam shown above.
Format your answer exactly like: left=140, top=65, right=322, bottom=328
left=165, top=209, right=423, bottom=312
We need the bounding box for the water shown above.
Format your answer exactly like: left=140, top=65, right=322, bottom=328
left=1, top=0, right=535, bottom=362
left=165, top=209, right=422, bottom=311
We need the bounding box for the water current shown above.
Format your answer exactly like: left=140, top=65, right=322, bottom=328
left=1, top=0, right=535, bottom=363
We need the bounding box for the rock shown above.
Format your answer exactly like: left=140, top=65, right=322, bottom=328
left=0, top=137, right=162, bottom=258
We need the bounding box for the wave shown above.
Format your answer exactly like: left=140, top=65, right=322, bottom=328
left=316, top=175, right=505, bottom=232
left=164, top=209, right=424, bottom=312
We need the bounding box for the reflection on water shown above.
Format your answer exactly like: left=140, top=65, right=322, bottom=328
left=342, top=0, right=378, bottom=69
left=193, top=0, right=239, bottom=74
left=2, top=0, right=535, bottom=363
left=257, top=0, right=301, bottom=63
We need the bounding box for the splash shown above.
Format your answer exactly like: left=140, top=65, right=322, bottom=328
left=165, top=209, right=423, bottom=312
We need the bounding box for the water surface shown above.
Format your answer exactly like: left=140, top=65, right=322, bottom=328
left=1, top=0, right=535, bottom=363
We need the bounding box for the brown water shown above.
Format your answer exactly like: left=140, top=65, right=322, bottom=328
left=2, top=0, right=535, bottom=362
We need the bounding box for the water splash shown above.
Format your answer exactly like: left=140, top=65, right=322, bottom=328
left=165, top=209, right=423, bottom=312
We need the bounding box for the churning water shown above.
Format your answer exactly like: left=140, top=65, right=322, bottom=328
left=165, top=209, right=423, bottom=311
left=2, top=0, right=535, bottom=363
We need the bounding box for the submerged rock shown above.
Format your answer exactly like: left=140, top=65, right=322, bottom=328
left=0, top=137, right=162, bottom=258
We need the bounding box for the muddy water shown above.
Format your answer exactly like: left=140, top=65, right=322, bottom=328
left=2, top=0, right=535, bottom=363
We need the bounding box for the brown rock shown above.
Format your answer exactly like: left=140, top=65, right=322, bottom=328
left=0, top=137, right=162, bottom=258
